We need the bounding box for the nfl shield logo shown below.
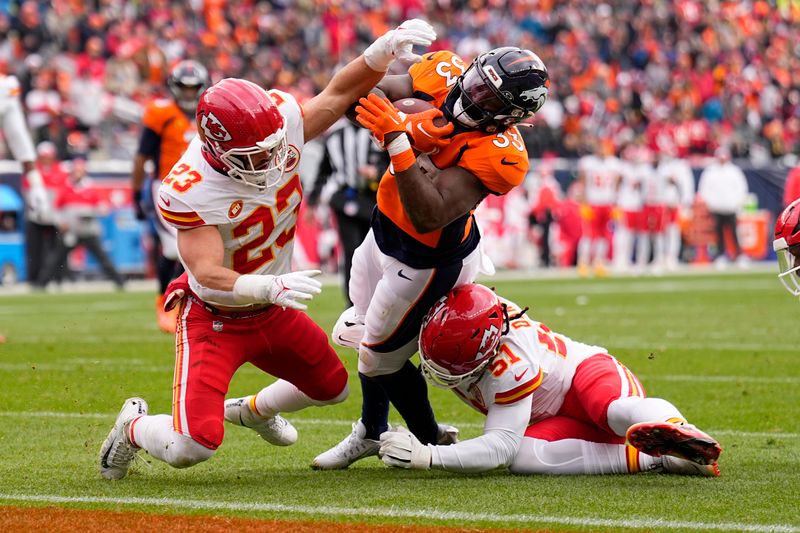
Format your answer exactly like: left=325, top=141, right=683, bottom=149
left=212, top=321, right=223, bottom=332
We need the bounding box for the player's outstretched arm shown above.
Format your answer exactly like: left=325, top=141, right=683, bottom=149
left=380, top=402, right=529, bottom=473
left=177, top=226, right=321, bottom=311
left=303, top=19, right=436, bottom=142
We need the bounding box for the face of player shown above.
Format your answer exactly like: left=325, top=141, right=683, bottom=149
left=175, top=85, right=202, bottom=114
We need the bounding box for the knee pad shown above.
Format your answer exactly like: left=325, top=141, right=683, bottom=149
left=509, top=439, right=549, bottom=475
left=166, top=434, right=216, bottom=469
left=331, top=307, right=365, bottom=349
left=357, top=342, right=416, bottom=377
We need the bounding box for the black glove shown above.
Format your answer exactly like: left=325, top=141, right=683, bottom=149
left=133, top=189, right=147, bottom=221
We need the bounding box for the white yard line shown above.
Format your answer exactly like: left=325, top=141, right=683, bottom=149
left=0, top=412, right=796, bottom=439
left=0, top=493, right=796, bottom=533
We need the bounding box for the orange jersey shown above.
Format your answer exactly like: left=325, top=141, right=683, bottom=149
left=375, top=50, right=529, bottom=264
left=139, top=98, right=196, bottom=180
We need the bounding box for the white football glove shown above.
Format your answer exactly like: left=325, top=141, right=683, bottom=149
left=363, top=19, right=437, bottom=72
left=379, top=428, right=432, bottom=470
left=233, top=270, right=322, bottom=310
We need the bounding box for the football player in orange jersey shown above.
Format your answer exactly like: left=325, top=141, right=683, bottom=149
left=131, top=60, right=209, bottom=333
left=313, top=47, right=550, bottom=470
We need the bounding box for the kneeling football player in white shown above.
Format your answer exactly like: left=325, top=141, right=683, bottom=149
left=379, top=284, right=722, bottom=476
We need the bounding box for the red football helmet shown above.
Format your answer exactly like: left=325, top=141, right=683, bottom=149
left=419, top=284, right=505, bottom=388
left=774, top=198, right=800, bottom=296
left=196, top=78, right=290, bottom=189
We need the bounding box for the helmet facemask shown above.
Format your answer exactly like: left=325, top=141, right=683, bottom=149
left=218, top=127, right=289, bottom=190
left=774, top=238, right=800, bottom=296
left=420, top=353, right=495, bottom=389
left=445, top=60, right=538, bottom=133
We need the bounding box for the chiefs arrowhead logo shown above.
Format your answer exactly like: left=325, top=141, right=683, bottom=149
left=200, top=112, right=232, bottom=142
left=284, top=144, right=301, bottom=172
left=228, top=200, right=243, bottom=219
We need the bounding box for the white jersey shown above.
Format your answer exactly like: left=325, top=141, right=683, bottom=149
left=429, top=298, right=609, bottom=473
left=452, top=298, right=607, bottom=424
left=157, top=90, right=305, bottom=307
left=657, top=158, right=695, bottom=208
left=637, top=163, right=663, bottom=206
left=0, top=75, right=35, bottom=163
left=578, top=155, right=620, bottom=206
left=616, top=160, right=643, bottom=211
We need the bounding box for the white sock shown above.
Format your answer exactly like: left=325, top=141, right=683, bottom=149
left=613, top=227, right=631, bottom=270
left=510, top=437, right=658, bottom=475
left=606, top=396, right=685, bottom=436
left=666, top=224, right=680, bottom=265
left=253, top=379, right=341, bottom=417
left=594, top=238, right=608, bottom=265
left=129, top=414, right=214, bottom=468
left=577, top=237, right=591, bottom=266
left=635, top=232, right=650, bottom=268
left=653, top=233, right=666, bottom=267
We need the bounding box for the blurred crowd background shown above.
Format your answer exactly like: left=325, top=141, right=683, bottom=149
left=1, top=0, right=799, bottom=161
left=0, top=0, right=799, bottom=286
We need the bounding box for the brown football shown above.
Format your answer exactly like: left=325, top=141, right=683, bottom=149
left=392, top=98, right=448, bottom=127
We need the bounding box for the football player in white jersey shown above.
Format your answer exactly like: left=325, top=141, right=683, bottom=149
left=612, top=148, right=643, bottom=273
left=379, top=284, right=722, bottom=476
left=656, top=148, right=695, bottom=270
left=576, top=139, right=621, bottom=276
left=99, top=19, right=438, bottom=480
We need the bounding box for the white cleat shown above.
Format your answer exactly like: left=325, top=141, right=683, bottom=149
left=659, top=455, right=721, bottom=477
left=312, top=419, right=379, bottom=470
left=224, top=396, right=297, bottom=446
left=99, top=397, right=148, bottom=480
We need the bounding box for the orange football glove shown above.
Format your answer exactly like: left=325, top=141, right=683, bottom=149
left=355, top=93, right=407, bottom=146
left=405, top=109, right=453, bottom=154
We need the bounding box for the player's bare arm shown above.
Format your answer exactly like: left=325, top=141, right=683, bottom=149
left=395, top=159, right=489, bottom=234
left=303, top=19, right=436, bottom=142
left=176, top=225, right=237, bottom=291
left=131, top=154, right=149, bottom=192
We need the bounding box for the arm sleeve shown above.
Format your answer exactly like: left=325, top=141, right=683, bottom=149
left=2, top=96, right=35, bottom=163
left=429, top=397, right=531, bottom=473
left=137, top=127, right=160, bottom=157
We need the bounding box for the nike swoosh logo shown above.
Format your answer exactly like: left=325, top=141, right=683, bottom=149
left=398, top=269, right=413, bottom=281
left=416, top=123, right=433, bottom=139
left=344, top=321, right=356, bottom=327
left=160, top=196, right=171, bottom=206
left=501, top=158, right=518, bottom=166
left=514, top=369, right=529, bottom=382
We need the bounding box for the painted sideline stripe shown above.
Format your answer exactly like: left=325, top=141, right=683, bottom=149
left=0, top=411, right=796, bottom=440
left=0, top=494, right=796, bottom=533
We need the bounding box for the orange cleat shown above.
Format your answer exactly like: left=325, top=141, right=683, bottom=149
left=627, top=421, right=722, bottom=466
left=155, top=294, right=178, bottom=334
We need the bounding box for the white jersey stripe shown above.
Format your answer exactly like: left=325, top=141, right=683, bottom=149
left=175, top=298, right=193, bottom=438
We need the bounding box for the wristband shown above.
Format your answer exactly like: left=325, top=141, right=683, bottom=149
left=387, top=135, right=416, bottom=173
left=233, top=274, right=274, bottom=305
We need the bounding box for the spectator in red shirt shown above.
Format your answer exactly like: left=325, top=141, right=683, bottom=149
left=35, top=157, right=125, bottom=289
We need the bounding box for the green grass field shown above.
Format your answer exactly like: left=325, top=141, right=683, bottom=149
left=1, top=271, right=798, bottom=532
